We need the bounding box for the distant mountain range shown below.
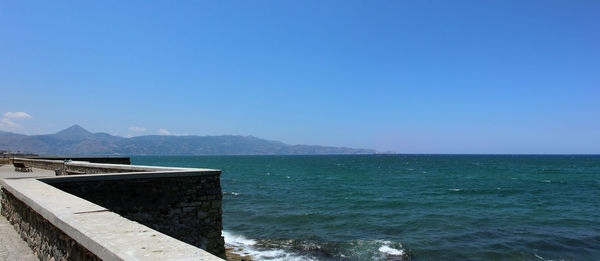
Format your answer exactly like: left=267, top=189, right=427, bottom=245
left=0, top=125, right=376, bottom=155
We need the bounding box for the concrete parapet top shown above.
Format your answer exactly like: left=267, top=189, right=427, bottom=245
left=38, top=169, right=221, bottom=183
left=14, top=157, right=219, bottom=172
left=0, top=177, right=223, bottom=261
left=66, top=160, right=218, bottom=172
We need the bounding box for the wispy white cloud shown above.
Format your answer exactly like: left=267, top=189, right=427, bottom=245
left=0, top=111, right=32, bottom=130
left=4, top=112, right=32, bottom=119
left=0, top=118, right=22, bottom=128
left=158, top=128, right=172, bottom=135
left=128, top=126, right=146, bottom=132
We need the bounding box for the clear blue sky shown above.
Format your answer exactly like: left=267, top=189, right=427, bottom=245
left=1, top=1, right=599, bottom=154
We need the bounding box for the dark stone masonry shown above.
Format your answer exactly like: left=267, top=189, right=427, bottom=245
left=1, top=189, right=101, bottom=261
left=46, top=174, right=226, bottom=258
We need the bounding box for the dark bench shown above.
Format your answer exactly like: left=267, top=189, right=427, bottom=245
left=13, top=162, right=32, bottom=172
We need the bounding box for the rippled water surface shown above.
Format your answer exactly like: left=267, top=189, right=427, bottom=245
left=132, top=155, right=600, bottom=260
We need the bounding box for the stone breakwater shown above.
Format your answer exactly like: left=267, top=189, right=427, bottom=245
left=0, top=158, right=225, bottom=260
left=47, top=173, right=225, bottom=257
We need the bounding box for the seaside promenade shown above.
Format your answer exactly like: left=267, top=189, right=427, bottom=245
left=0, top=164, right=55, bottom=260
left=0, top=158, right=227, bottom=260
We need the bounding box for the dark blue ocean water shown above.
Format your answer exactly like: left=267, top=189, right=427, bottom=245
left=132, top=155, right=600, bottom=261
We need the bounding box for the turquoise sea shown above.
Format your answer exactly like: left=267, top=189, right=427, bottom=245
left=132, top=155, right=600, bottom=260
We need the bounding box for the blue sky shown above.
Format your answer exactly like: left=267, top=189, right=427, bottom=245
left=1, top=1, right=599, bottom=153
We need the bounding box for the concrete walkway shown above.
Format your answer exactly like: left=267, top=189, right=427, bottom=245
left=0, top=164, right=55, bottom=179
left=0, top=215, right=36, bottom=261
left=0, top=163, right=55, bottom=261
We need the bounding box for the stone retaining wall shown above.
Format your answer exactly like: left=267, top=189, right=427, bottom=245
left=1, top=158, right=225, bottom=260
left=1, top=189, right=100, bottom=261
left=29, top=157, right=131, bottom=165
left=46, top=174, right=226, bottom=258
left=13, top=158, right=64, bottom=171
left=61, top=164, right=145, bottom=174
left=13, top=158, right=148, bottom=174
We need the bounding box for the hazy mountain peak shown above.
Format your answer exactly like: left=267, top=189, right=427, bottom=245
left=54, top=124, right=93, bottom=139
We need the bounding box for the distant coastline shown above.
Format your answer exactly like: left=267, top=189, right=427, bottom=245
left=0, top=125, right=376, bottom=156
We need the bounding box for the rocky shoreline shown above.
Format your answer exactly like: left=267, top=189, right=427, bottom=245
left=226, top=248, right=253, bottom=261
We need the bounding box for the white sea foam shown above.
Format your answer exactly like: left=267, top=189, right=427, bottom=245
left=374, top=240, right=405, bottom=257
left=223, top=231, right=315, bottom=261
left=449, top=188, right=462, bottom=192
left=378, top=245, right=404, bottom=256
left=223, top=231, right=257, bottom=246
left=251, top=249, right=313, bottom=261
